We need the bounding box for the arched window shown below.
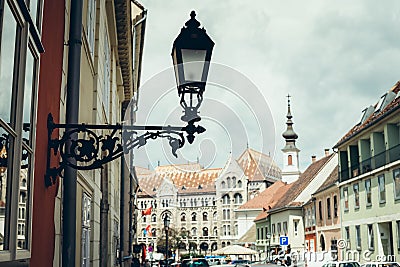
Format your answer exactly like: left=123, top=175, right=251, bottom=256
left=21, top=179, right=27, bottom=187
left=222, top=242, right=226, bottom=248
left=143, top=216, right=146, bottom=223
left=234, top=193, right=243, bottom=204
left=227, top=241, right=231, bottom=246
left=151, top=228, right=156, bottom=237
left=232, top=177, right=236, bottom=187
left=213, top=211, right=217, bottom=220
left=194, top=199, right=197, bottom=206
left=227, top=177, right=231, bottom=188
left=222, top=194, right=230, bottom=205
left=213, top=227, right=218, bottom=236
left=181, top=213, right=186, bottom=221
left=203, top=227, right=209, bottom=236
left=203, top=212, right=208, bottom=221
left=237, top=180, right=242, bottom=188
left=151, top=214, right=157, bottom=222
left=221, top=181, right=226, bottom=188
left=191, top=212, right=197, bottom=221
left=288, top=155, right=293, bottom=165
left=223, top=225, right=227, bottom=236
left=191, top=227, right=197, bottom=236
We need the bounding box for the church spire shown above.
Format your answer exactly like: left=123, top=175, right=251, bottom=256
left=281, top=94, right=301, bottom=183
left=282, top=94, right=299, bottom=151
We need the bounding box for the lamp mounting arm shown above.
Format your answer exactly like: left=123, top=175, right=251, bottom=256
left=45, top=113, right=206, bottom=187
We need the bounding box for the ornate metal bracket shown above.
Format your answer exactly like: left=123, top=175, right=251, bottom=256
left=45, top=113, right=205, bottom=187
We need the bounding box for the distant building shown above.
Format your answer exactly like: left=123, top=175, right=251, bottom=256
left=267, top=153, right=337, bottom=254
left=281, top=96, right=301, bottom=184
left=334, top=81, right=400, bottom=262
left=135, top=148, right=282, bottom=256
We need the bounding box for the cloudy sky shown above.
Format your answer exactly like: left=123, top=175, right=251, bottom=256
left=133, top=0, right=400, bottom=172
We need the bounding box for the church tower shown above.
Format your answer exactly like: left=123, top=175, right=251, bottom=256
left=281, top=95, right=301, bottom=183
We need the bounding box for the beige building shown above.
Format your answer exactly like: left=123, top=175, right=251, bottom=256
left=52, top=1, right=146, bottom=266
left=312, top=167, right=340, bottom=256
left=136, top=148, right=282, bottom=258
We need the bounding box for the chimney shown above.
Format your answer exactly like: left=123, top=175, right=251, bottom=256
left=311, top=155, right=316, bottom=163
left=324, top=148, right=330, bottom=157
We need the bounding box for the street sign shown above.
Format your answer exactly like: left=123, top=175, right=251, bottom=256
left=280, top=236, right=289, bottom=246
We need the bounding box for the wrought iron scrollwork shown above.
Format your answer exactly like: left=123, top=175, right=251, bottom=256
left=45, top=113, right=205, bottom=187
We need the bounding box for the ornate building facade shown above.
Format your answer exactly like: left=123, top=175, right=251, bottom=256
left=136, top=148, right=282, bottom=256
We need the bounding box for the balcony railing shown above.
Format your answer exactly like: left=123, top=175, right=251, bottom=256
left=340, top=144, right=400, bottom=181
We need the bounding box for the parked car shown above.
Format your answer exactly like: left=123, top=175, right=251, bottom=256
left=321, top=261, right=360, bottom=267
left=181, top=258, right=210, bottom=267
left=231, top=260, right=252, bottom=265
left=360, top=262, right=400, bottom=267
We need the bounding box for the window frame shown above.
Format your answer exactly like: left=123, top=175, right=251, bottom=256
left=393, top=169, right=400, bottom=200
left=353, top=183, right=360, bottom=209
left=365, top=179, right=372, bottom=206
left=343, top=187, right=349, bottom=211
left=378, top=174, right=386, bottom=204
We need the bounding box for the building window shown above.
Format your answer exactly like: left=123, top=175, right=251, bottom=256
left=393, top=169, right=400, bottom=200
left=222, top=194, right=230, bottom=205
left=343, top=187, right=349, bottom=211
left=86, top=0, right=96, bottom=58
left=202, top=227, right=208, bottom=236
left=221, top=181, right=226, bottom=189
left=257, top=228, right=260, bottom=239
left=353, top=183, right=360, bottom=209
left=232, top=177, right=236, bottom=187
left=378, top=174, right=386, bottom=203
left=234, top=193, right=243, bottom=204
left=365, top=179, right=372, bottom=206
left=277, top=223, right=281, bottom=234
left=223, top=225, right=227, bottom=236
left=237, top=180, right=242, bottom=188
left=283, top=222, right=287, bottom=234
left=202, top=212, right=208, bottom=221
left=333, top=195, right=338, bottom=217
left=213, top=227, right=217, bottom=236
left=103, top=30, right=110, bottom=118
left=355, top=225, right=361, bottom=250
left=345, top=227, right=350, bottom=249
left=191, top=227, right=197, bottom=236
left=181, top=213, right=186, bottom=222
left=82, top=193, right=92, bottom=267
left=327, top=198, right=331, bottom=219
left=227, top=177, right=231, bottom=188
left=272, top=224, right=275, bottom=235
left=367, top=224, right=374, bottom=250
left=0, top=0, right=42, bottom=252
left=294, top=220, right=299, bottom=235
left=191, top=213, right=197, bottom=221
left=143, top=216, right=146, bottom=223
left=318, top=201, right=323, bottom=220
left=213, top=212, right=217, bottom=221
left=151, top=228, right=156, bottom=237
left=288, top=155, right=293, bottom=165
left=396, top=221, right=400, bottom=251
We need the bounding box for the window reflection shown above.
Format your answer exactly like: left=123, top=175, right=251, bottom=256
left=0, top=126, right=11, bottom=250
left=0, top=4, right=17, bottom=124
left=22, top=49, right=36, bottom=144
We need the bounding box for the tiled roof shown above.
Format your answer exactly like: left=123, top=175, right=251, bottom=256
left=313, top=166, right=338, bottom=195
left=335, top=81, right=400, bottom=148
left=137, top=149, right=282, bottom=197
left=237, top=148, right=282, bottom=182
left=238, top=181, right=287, bottom=210
left=270, top=154, right=334, bottom=210
left=137, top=164, right=221, bottom=197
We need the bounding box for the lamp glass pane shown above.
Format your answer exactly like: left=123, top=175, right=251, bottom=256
left=181, top=49, right=206, bottom=82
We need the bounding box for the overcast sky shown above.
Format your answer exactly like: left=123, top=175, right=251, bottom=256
left=133, top=0, right=400, bottom=172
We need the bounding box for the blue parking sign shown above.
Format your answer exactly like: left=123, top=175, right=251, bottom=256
left=280, top=236, right=289, bottom=246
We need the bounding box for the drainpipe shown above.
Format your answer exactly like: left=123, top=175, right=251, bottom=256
left=120, top=102, right=127, bottom=266
left=63, top=0, right=83, bottom=266
left=100, top=160, right=109, bottom=267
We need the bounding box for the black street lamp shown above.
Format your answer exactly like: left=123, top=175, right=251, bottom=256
left=164, top=215, right=171, bottom=264
left=172, top=11, right=214, bottom=124
left=45, top=10, right=214, bottom=267
left=45, top=11, right=214, bottom=185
